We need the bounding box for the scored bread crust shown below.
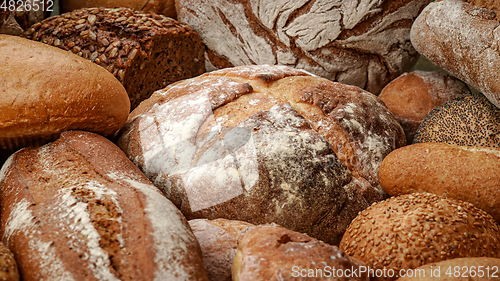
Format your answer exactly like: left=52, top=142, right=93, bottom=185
left=0, top=131, right=208, bottom=281
left=410, top=0, right=500, bottom=109
left=118, top=65, right=406, bottom=245
left=0, top=35, right=130, bottom=152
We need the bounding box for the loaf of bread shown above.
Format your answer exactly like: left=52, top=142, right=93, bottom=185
left=189, top=219, right=253, bottom=281
left=0, top=242, right=19, bottom=281
left=340, top=193, right=500, bottom=281
left=0, top=35, right=129, bottom=153
left=0, top=1, right=50, bottom=35
left=176, top=0, right=432, bottom=95
left=379, top=71, right=470, bottom=144
left=118, top=65, right=406, bottom=245
left=379, top=143, right=500, bottom=222
left=60, top=0, right=177, bottom=19
left=396, top=257, right=500, bottom=281
left=23, top=7, right=205, bottom=109
left=410, top=0, right=500, bottom=108
left=233, top=224, right=368, bottom=281
left=413, top=93, right=500, bottom=147
left=0, top=130, right=208, bottom=281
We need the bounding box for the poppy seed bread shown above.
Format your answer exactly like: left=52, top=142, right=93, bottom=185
left=340, top=193, right=500, bottom=281
left=413, top=93, right=500, bottom=146
left=23, top=7, right=206, bottom=109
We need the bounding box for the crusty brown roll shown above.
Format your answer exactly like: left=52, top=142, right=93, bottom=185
left=410, top=0, right=500, bottom=108
left=233, top=224, right=368, bottom=281
left=60, top=0, right=177, bottom=19
left=0, top=35, right=130, bottom=153
left=176, top=0, right=432, bottom=95
left=378, top=71, right=470, bottom=144
left=396, top=257, right=500, bottom=281
left=379, top=143, right=500, bottom=223
left=23, top=7, right=205, bottom=109
left=117, top=65, right=406, bottom=245
left=413, top=93, right=500, bottom=147
left=340, top=193, right=500, bottom=281
left=189, top=219, right=254, bottom=281
left=0, top=131, right=208, bottom=281
left=0, top=1, right=50, bottom=35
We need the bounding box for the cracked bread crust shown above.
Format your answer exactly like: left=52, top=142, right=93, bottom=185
left=176, top=0, right=431, bottom=94
left=0, top=131, right=208, bottom=281
left=117, top=65, right=405, bottom=245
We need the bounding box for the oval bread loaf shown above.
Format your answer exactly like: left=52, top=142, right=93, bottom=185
left=118, top=65, right=406, bottom=245
left=0, top=131, right=208, bottom=281
left=0, top=35, right=130, bottom=153
left=379, top=143, right=500, bottom=222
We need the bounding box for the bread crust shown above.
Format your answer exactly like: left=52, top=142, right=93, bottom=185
left=379, top=142, right=500, bottom=222
left=0, top=35, right=130, bottom=152
left=0, top=1, right=50, bottom=35
left=0, top=131, right=208, bottom=281
left=60, top=0, right=177, bottom=19
left=410, top=0, right=500, bottom=108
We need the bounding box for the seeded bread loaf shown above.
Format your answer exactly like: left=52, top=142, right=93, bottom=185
left=117, top=65, right=406, bottom=245
left=0, top=130, right=208, bottom=281
left=176, top=0, right=431, bottom=95
left=410, top=0, right=500, bottom=109
left=23, top=7, right=205, bottom=109
left=189, top=219, right=254, bottom=281
left=0, top=242, right=19, bottom=281
left=60, top=0, right=177, bottom=19
left=0, top=0, right=50, bottom=35
left=379, top=71, right=470, bottom=144
left=340, top=193, right=500, bottom=281
left=0, top=35, right=129, bottom=153
left=233, top=224, right=368, bottom=281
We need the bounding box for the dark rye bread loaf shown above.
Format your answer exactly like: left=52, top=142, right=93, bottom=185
left=118, top=65, right=406, bottom=245
left=60, top=0, right=177, bottom=19
left=176, top=0, right=432, bottom=95
left=23, top=7, right=205, bottom=109
left=0, top=131, right=208, bottom=281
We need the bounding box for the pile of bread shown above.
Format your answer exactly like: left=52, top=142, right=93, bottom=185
left=1, top=0, right=500, bottom=280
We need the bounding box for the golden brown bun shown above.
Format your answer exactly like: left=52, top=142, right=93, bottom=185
left=340, top=193, right=500, bottom=281
left=189, top=219, right=254, bottom=281
left=0, top=35, right=130, bottom=152
left=396, top=257, right=500, bottom=280
left=379, top=143, right=500, bottom=222
left=0, top=131, right=208, bottom=281
left=60, top=0, right=177, bottom=19
left=379, top=71, right=470, bottom=143
left=0, top=242, right=19, bottom=281
left=233, top=224, right=368, bottom=281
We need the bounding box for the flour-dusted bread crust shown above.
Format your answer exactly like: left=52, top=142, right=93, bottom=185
left=233, top=224, right=368, bottom=281
left=0, top=35, right=130, bottom=153
left=0, top=1, right=50, bottom=35
left=23, top=7, right=205, bottom=109
left=0, top=131, right=208, bottom=281
left=60, top=0, right=177, bottom=19
left=410, top=0, right=500, bottom=108
left=189, top=219, right=253, bottom=281
left=118, top=65, right=406, bottom=245
left=176, top=0, right=431, bottom=95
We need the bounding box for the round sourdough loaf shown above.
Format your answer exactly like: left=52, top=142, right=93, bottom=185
left=413, top=93, right=500, bottom=147
left=379, top=143, right=500, bottom=223
left=176, top=0, right=432, bottom=95
left=0, top=1, right=50, bottom=35
left=340, top=193, right=500, bottom=281
left=396, top=257, right=500, bottom=281
left=60, top=0, right=177, bottom=19
left=378, top=71, right=470, bottom=144
left=0, top=35, right=130, bottom=153
left=233, top=224, right=369, bottom=281
left=117, top=65, right=406, bottom=245
left=410, top=0, right=500, bottom=109
left=189, top=219, right=254, bottom=281
left=0, top=130, right=208, bottom=281
left=23, top=7, right=205, bottom=109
